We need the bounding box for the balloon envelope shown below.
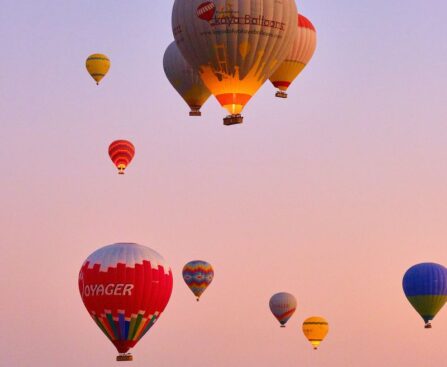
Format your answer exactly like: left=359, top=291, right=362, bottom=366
left=269, top=292, right=297, bottom=327
left=402, top=262, right=447, bottom=327
left=172, top=0, right=298, bottom=124
left=302, top=316, right=329, bottom=349
left=78, top=243, right=173, bottom=360
left=108, top=140, right=135, bottom=174
left=269, top=14, right=317, bottom=98
left=163, top=41, right=211, bottom=116
left=182, top=260, right=214, bottom=300
left=86, top=53, right=110, bottom=85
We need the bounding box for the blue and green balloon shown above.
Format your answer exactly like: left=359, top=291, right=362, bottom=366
left=402, top=262, right=447, bottom=328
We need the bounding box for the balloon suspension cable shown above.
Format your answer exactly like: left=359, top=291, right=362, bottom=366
left=425, top=322, right=432, bottom=329
left=275, top=91, right=288, bottom=99
left=116, top=353, right=133, bottom=362
left=223, top=114, right=243, bottom=126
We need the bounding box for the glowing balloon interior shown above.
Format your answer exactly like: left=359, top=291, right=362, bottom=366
left=172, top=0, right=298, bottom=125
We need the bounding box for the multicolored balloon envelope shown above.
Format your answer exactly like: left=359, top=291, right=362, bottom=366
left=86, top=53, right=110, bottom=85
left=172, top=0, right=298, bottom=125
left=302, top=316, right=329, bottom=350
left=269, top=14, right=317, bottom=98
left=182, top=260, right=214, bottom=301
left=269, top=292, right=297, bottom=327
left=402, top=262, right=447, bottom=328
left=108, top=140, right=135, bottom=175
left=78, top=243, right=173, bottom=361
left=163, top=41, right=211, bottom=116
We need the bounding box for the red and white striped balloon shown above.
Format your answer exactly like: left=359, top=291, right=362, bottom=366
left=108, top=140, right=135, bottom=175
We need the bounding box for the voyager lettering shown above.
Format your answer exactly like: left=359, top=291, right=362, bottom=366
left=82, top=283, right=134, bottom=297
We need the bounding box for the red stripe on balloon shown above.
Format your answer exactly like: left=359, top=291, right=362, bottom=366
left=276, top=308, right=296, bottom=320
left=272, top=81, right=291, bottom=88
left=298, top=14, right=316, bottom=31
left=108, top=140, right=135, bottom=170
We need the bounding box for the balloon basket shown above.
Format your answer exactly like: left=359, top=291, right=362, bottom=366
left=280, top=325, right=285, bottom=328
left=425, top=323, right=432, bottom=329
left=275, top=91, right=287, bottom=98
left=223, top=114, right=243, bottom=126
left=118, top=171, right=125, bottom=175
left=189, top=110, right=201, bottom=117
left=117, top=354, right=133, bottom=362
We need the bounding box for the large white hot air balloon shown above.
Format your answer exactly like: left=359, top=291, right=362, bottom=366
left=172, top=0, right=298, bottom=125
left=163, top=41, right=211, bottom=116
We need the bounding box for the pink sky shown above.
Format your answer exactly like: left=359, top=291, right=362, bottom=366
left=1, top=0, right=447, bottom=366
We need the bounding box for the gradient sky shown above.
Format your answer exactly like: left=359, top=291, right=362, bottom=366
left=1, top=0, right=447, bottom=366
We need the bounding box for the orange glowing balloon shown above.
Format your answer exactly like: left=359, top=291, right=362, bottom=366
left=172, top=0, right=298, bottom=125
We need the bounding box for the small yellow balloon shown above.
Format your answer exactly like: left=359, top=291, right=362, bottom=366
left=86, top=53, right=110, bottom=85
left=302, top=316, right=329, bottom=350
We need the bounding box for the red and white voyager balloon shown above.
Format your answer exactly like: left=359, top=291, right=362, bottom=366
left=78, top=243, right=173, bottom=361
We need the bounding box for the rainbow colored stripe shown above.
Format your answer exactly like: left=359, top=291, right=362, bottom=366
left=182, top=260, right=214, bottom=299
left=91, top=310, right=159, bottom=343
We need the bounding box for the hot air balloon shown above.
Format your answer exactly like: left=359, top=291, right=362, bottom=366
left=302, top=316, right=329, bottom=350
left=108, top=140, right=135, bottom=175
left=182, top=260, right=214, bottom=301
left=86, top=54, right=110, bottom=85
left=163, top=41, right=211, bottom=116
left=402, top=262, right=447, bottom=328
left=79, top=243, right=173, bottom=361
left=269, top=14, right=317, bottom=98
left=269, top=292, right=297, bottom=327
left=172, top=0, right=298, bottom=125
